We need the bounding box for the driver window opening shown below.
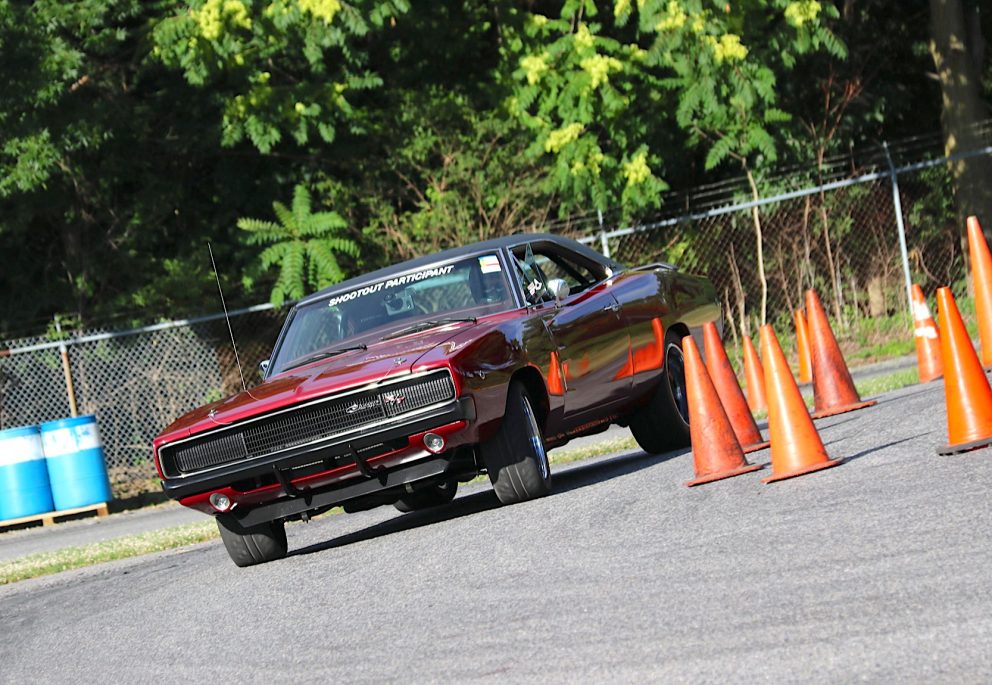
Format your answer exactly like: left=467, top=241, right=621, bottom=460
left=512, top=243, right=607, bottom=303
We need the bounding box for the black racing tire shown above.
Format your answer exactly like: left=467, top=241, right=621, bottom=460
left=216, top=514, right=288, bottom=568
left=393, top=478, right=458, bottom=513
left=629, top=333, right=692, bottom=454
left=480, top=381, right=552, bottom=505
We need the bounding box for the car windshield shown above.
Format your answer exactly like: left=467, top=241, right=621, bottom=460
left=268, top=253, right=514, bottom=375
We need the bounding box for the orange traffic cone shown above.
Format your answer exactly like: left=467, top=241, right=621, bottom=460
left=548, top=350, right=565, bottom=396
left=966, top=216, right=992, bottom=368
left=759, top=325, right=842, bottom=483
left=806, top=289, right=877, bottom=418
left=702, top=322, right=769, bottom=453
left=683, top=336, right=762, bottom=486
left=936, top=287, right=992, bottom=454
left=794, top=309, right=812, bottom=384
left=911, top=284, right=943, bottom=383
left=742, top=336, right=767, bottom=413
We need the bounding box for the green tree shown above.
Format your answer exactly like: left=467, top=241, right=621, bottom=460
left=929, top=0, right=992, bottom=242
left=352, top=91, right=551, bottom=264
left=152, top=0, right=409, bottom=154
left=507, top=0, right=844, bottom=323
left=238, top=184, right=358, bottom=305
left=0, top=0, right=302, bottom=335
left=505, top=1, right=670, bottom=217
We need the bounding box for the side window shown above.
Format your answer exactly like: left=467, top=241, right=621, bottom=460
left=531, top=248, right=603, bottom=296
left=512, top=244, right=553, bottom=306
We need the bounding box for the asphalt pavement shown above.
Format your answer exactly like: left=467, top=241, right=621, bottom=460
left=1, top=376, right=990, bottom=683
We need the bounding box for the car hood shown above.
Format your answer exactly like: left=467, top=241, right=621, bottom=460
left=157, top=323, right=474, bottom=441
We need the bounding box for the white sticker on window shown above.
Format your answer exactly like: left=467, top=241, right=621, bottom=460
left=479, top=255, right=501, bottom=273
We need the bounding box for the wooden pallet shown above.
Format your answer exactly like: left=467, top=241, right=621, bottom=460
left=0, top=502, right=109, bottom=530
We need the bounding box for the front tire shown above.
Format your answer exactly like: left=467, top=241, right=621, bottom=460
left=629, top=334, right=692, bottom=454
left=216, top=514, right=288, bottom=567
left=480, top=381, right=552, bottom=505
left=394, top=478, right=458, bottom=512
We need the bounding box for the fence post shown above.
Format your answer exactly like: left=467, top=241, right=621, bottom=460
left=597, top=209, right=611, bottom=258
left=54, top=316, right=79, bottom=417
left=883, top=141, right=915, bottom=315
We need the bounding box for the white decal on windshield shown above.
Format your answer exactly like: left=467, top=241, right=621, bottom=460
left=326, top=264, right=456, bottom=307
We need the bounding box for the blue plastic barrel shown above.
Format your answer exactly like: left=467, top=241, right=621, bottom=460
left=0, top=425, right=55, bottom=520
left=40, top=415, right=112, bottom=511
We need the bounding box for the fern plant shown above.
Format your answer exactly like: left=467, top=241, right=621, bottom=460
left=238, top=184, right=358, bottom=306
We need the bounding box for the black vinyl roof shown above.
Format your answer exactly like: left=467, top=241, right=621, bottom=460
left=298, top=232, right=622, bottom=307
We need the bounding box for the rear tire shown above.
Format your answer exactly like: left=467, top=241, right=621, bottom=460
left=216, top=514, right=288, bottom=567
left=394, top=478, right=458, bottom=512
left=480, top=381, right=552, bottom=505
left=629, top=333, right=692, bottom=454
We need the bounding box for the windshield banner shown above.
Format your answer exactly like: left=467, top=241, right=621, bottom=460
left=326, top=264, right=456, bottom=307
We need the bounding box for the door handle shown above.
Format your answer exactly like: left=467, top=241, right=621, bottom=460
left=603, top=301, right=620, bottom=313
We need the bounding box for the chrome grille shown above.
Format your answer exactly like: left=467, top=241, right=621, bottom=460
left=382, top=374, right=453, bottom=417
left=242, top=390, right=386, bottom=457
left=161, top=370, right=455, bottom=476
left=176, top=432, right=248, bottom=472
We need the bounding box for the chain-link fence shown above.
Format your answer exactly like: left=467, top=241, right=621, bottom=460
left=1, top=137, right=989, bottom=499
left=576, top=144, right=987, bottom=348
left=0, top=307, right=285, bottom=498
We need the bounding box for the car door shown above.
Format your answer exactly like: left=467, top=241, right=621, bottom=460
left=511, top=242, right=632, bottom=420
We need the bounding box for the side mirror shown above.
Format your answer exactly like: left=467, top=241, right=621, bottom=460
left=547, top=278, right=570, bottom=304
left=258, top=359, right=270, bottom=378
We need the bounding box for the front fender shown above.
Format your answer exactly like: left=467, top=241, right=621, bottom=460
left=414, top=315, right=560, bottom=444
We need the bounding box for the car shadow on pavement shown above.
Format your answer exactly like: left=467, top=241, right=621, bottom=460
left=837, top=433, right=932, bottom=463
left=289, top=448, right=689, bottom=558
left=813, top=415, right=861, bottom=432
left=551, top=447, right=688, bottom=495
left=875, top=386, right=933, bottom=403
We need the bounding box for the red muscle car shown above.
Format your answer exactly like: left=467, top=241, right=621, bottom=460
left=153, top=234, right=719, bottom=566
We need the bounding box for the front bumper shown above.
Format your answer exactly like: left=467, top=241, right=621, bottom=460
left=209, top=455, right=452, bottom=528
left=162, top=397, right=474, bottom=501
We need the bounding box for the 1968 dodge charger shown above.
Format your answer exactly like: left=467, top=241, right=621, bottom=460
left=153, top=234, right=719, bottom=566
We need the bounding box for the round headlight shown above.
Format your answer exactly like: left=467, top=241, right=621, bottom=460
left=209, top=492, right=232, bottom=512
left=423, top=432, right=446, bottom=454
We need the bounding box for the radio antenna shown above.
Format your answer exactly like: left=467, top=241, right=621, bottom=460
left=209, top=242, right=248, bottom=394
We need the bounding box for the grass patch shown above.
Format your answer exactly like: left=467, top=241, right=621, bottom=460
left=0, top=520, right=218, bottom=586
left=549, top=435, right=640, bottom=465
left=855, top=367, right=920, bottom=397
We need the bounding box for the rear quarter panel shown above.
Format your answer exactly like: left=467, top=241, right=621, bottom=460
left=613, top=266, right=720, bottom=388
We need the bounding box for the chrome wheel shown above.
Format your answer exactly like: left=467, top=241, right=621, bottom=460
left=666, top=342, right=689, bottom=425
left=522, top=395, right=550, bottom=480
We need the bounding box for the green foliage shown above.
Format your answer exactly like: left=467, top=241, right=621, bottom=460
left=355, top=91, right=550, bottom=264
left=152, top=0, right=409, bottom=153
left=238, top=184, right=358, bottom=305
left=505, top=0, right=846, bottom=214
left=506, top=3, right=670, bottom=216
left=0, top=0, right=966, bottom=342
left=0, top=0, right=106, bottom=197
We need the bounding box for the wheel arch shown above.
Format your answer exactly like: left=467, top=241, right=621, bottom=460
left=667, top=321, right=691, bottom=344
left=509, top=365, right=550, bottom=428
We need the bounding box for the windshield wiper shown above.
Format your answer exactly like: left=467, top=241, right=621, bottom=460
left=380, top=317, right=477, bottom=341
left=282, top=344, right=368, bottom=371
